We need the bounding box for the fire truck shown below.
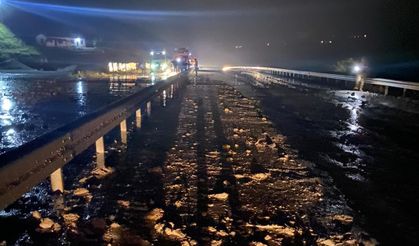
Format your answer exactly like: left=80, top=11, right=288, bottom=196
left=173, top=48, right=191, bottom=72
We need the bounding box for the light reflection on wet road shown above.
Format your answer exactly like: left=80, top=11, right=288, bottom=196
left=0, top=77, right=147, bottom=155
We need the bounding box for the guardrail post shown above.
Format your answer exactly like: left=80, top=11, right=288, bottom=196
left=96, top=137, right=105, bottom=154
left=120, top=119, right=127, bottom=144
left=403, top=88, right=407, bottom=97
left=95, top=136, right=106, bottom=167
left=162, top=90, right=167, bottom=107
left=136, top=109, right=142, bottom=128
left=170, top=84, right=174, bottom=98
left=354, top=74, right=365, bottom=91
left=384, top=86, right=389, bottom=96
left=147, top=101, right=152, bottom=117
left=96, top=152, right=106, bottom=168
left=50, top=168, right=64, bottom=193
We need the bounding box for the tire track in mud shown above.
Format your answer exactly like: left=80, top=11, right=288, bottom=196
left=159, top=82, right=238, bottom=245
left=163, top=95, right=199, bottom=222
left=195, top=97, right=209, bottom=222
left=208, top=86, right=244, bottom=243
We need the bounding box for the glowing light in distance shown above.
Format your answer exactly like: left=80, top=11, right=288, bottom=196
left=176, top=57, right=181, bottom=63
left=150, top=51, right=154, bottom=56
left=353, top=65, right=362, bottom=73
left=162, top=50, right=166, bottom=55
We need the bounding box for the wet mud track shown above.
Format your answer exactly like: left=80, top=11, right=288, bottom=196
left=1, top=74, right=375, bottom=245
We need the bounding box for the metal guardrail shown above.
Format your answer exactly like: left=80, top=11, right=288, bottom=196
left=223, top=66, right=419, bottom=92
left=365, top=78, right=419, bottom=91
left=0, top=74, right=184, bottom=210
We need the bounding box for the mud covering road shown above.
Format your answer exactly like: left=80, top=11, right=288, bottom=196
left=159, top=74, right=374, bottom=245
left=225, top=72, right=419, bottom=245
left=0, top=73, right=376, bottom=245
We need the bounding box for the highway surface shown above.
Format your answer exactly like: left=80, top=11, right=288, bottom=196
left=1, top=71, right=418, bottom=245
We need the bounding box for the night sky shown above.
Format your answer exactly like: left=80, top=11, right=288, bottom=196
left=3, top=0, right=419, bottom=78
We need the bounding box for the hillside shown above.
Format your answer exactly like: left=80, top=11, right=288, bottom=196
left=0, top=23, right=39, bottom=62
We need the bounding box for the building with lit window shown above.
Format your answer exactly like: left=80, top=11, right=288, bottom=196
left=36, top=34, right=87, bottom=49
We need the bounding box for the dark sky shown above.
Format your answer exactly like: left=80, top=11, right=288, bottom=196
left=3, top=0, right=419, bottom=76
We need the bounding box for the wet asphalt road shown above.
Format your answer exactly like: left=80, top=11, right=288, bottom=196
left=224, top=72, right=419, bottom=245
left=1, top=74, right=366, bottom=245
left=1, top=72, right=419, bottom=245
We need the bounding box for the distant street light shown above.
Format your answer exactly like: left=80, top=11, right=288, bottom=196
left=74, top=37, right=82, bottom=47
left=150, top=51, right=154, bottom=56
left=162, top=50, right=167, bottom=67
left=353, top=65, right=362, bottom=74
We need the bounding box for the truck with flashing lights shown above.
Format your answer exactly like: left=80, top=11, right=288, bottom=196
left=148, top=50, right=171, bottom=74
left=172, top=48, right=191, bottom=72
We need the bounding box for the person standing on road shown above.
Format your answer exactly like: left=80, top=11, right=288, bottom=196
left=194, top=58, right=199, bottom=76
